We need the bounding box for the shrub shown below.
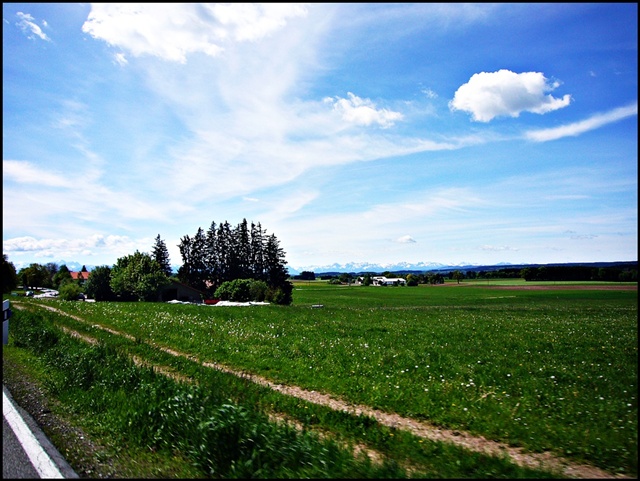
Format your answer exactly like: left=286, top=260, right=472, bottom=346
left=266, top=284, right=293, bottom=305
left=214, top=278, right=290, bottom=304
left=84, top=265, right=116, bottom=301
left=215, top=279, right=253, bottom=302
left=249, top=280, right=268, bottom=302
left=58, top=282, right=83, bottom=301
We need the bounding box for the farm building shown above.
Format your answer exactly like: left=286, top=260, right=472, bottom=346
left=159, top=280, right=205, bottom=303
left=372, top=276, right=406, bottom=286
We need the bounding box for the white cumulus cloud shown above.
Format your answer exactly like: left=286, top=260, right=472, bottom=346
left=449, top=69, right=571, bottom=122
left=3, top=235, right=121, bottom=253
left=396, top=235, right=417, bottom=244
left=81, top=3, right=308, bottom=63
left=3, top=234, right=144, bottom=262
left=326, top=92, right=404, bottom=128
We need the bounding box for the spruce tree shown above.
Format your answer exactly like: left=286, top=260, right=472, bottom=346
left=217, top=221, right=234, bottom=284
left=191, top=227, right=208, bottom=291
left=152, top=234, right=172, bottom=277
left=250, top=222, right=266, bottom=281
left=235, top=218, right=251, bottom=279
left=205, top=221, right=220, bottom=291
left=177, top=234, right=192, bottom=285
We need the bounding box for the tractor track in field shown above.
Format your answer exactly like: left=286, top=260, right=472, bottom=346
left=13, top=301, right=631, bottom=479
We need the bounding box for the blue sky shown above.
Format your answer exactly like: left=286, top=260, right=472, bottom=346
left=3, top=3, right=637, bottom=271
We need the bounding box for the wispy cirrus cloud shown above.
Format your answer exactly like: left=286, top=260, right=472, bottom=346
left=4, top=160, right=72, bottom=187
left=15, top=12, right=50, bottom=41
left=479, top=245, right=519, bottom=252
left=525, top=102, right=638, bottom=142
left=325, top=92, right=404, bottom=128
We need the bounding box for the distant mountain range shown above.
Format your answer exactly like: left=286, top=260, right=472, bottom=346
left=287, top=261, right=480, bottom=275
left=49, top=261, right=93, bottom=272
left=288, top=261, right=448, bottom=275
left=18, top=259, right=636, bottom=277
left=286, top=260, right=637, bottom=276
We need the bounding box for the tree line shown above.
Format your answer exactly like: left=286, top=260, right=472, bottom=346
left=2, top=256, right=89, bottom=300
left=301, top=264, right=637, bottom=285
left=518, top=265, right=637, bottom=282
left=2, top=218, right=293, bottom=305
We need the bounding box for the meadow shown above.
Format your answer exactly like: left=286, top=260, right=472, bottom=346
left=3, top=280, right=637, bottom=478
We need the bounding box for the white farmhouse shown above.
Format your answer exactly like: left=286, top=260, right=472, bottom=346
left=371, top=276, right=406, bottom=286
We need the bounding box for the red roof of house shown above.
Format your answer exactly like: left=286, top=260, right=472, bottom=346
left=69, top=271, right=91, bottom=280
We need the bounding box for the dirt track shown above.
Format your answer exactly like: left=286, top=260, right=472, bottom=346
left=472, top=284, right=637, bottom=291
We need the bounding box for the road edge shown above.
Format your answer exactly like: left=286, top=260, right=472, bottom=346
left=3, top=384, right=78, bottom=479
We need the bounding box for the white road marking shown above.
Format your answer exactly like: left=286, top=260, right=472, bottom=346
left=3, top=390, right=64, bottom=478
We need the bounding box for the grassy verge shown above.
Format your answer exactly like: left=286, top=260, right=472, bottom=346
left=2, top=346, right=201, bottom=478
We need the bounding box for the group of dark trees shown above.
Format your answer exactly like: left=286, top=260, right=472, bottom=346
left=2, top=254, right=19, bottom=293
left=519, top=265, right=637, bottom=282
left=2, top=256, right=87, bottom=292
left=1, top=255, right=90, bottom=300
left=176, top=219, right=292, bottom=304
left=2, top=218, right=293, bottom=305
left=293, top=271, right=316, bottom=281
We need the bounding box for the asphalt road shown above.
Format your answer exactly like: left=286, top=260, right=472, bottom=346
left=3, top=385, right=78, bottom=479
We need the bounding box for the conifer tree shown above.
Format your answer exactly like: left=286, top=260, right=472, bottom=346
left=235, top=218, right=251, bottom=279
left=177, top=234, right=192, bottom=285
left=250, top=221, right=266, bottom=281
left=152, top=234, right=172, bottom=277
left=216, top=221, right=234, bottom=284
left=205, top=221, right=220, bottom=290
left=191, top=227, right=208, bottom=291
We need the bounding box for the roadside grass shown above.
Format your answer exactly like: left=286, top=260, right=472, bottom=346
left=2, top=306, right=557, bottom=478
left=4, top=282, right=637, bottom=476
left=2, top=344, right=202, bottom=479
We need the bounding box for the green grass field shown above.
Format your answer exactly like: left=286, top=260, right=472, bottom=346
left=3, top=280, right=637, bottom=477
